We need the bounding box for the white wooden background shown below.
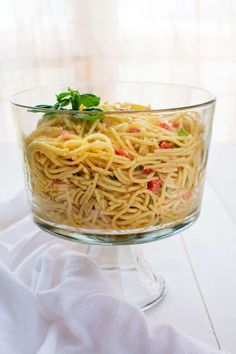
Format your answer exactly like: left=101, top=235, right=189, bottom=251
left=1, top=0, right=236, bottom=144
left=1, top=143, right=235, bottom=353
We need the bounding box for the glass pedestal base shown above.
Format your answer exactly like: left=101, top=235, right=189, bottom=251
left=86, top=244, right=166, bottom=310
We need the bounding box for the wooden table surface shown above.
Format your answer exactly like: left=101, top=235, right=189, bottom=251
left=0, top=143, right=235, bottom=353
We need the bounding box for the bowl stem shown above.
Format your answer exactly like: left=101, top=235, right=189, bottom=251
left=86, top=244, right=166, bottom=310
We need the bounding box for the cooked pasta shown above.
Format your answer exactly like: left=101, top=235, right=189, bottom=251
left=24, top=102, right=205, bottom=232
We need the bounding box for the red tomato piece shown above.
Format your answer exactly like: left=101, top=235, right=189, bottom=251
left=147, top=179, right=161, bottom=192
left=115, top=149, right=130, bottom=159
left=160, top=122, right=171, bottom=130
left=143, top=168, right=154, bottom=174
left=128, top=128, right=140, bottom=133
left=60, top=130, right=71, bottom=141
left=183, top=191, right=191, bottom=200
left=159, top=140, right=173, bottom=149
left=52, top=179, right=60, bottom=184
left=172, top=121, right=179, bottom=128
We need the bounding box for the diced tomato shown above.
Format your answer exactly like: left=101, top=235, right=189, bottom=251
left=159, top=140, right=173, bottom=149
left=143, top=167, right=154, bottom=174
left=52, top=178, right=60, bottom=184
left=115, top=149, right=130, bottom=159
left=128, top=128, right=140, bottom=133
left=183, top=191, right=191, bottom=200
left=60, top=130, right=71, bottom=141
left=147, top=178, right=161, bottom=192
left=172, top=121, right=179, bottom=128
left=160, top=122, right=171, bottom=130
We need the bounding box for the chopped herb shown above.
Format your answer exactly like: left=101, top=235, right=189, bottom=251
left=134, top=165, right=142, bottom=171
left=177, top=127, right=189, bottom=136
left=109, top=175, right=118, bottom=180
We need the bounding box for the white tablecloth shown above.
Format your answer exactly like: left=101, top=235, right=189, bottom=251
left=0, top=192, right=230, bottom=354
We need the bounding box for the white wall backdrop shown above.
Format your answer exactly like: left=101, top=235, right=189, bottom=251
left=0, top=0, right=235, bottom=142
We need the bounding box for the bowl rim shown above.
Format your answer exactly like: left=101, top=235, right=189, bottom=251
left=10, top=81, right=216, bottom=114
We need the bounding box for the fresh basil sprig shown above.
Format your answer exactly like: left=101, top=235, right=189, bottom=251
left=30, top=87, right=104, bottom=121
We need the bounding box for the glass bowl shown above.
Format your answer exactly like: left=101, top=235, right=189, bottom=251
left=11, top=82, right=215, bottom=309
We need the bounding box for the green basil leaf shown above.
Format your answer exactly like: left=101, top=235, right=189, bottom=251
left=31, top=87, right=102, bottom=117
left=83, top=107, right=103, bottom=112
left=28, top=104, right=53, bottom=113
left=35, top=104, right=53, bottom=109
left=58, top=98, right=71, bottom=109
left=75, top=92, right=81, bottom=109
left=73, top=112, right=103, bottom=121
left=56, top=92, right=71, bottom=102
left=80, top=93, right=100, bottom=108
left=70, top=91, right=80, bottom=110
left=68, top=86, right=79, bottom=94
left=52, top=102, right=60, bottom=109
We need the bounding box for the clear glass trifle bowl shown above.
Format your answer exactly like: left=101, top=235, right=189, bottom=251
left=11, top=82, right=215, bottom=309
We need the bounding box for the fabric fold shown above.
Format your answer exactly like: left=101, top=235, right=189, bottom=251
left=0, top=192, right=230, bottom=354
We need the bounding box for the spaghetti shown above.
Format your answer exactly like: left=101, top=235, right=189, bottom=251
left=24, top=103, right=205, bottom=231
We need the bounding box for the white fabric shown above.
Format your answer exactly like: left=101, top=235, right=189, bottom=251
left=0, top=192, right=230, bottom=354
